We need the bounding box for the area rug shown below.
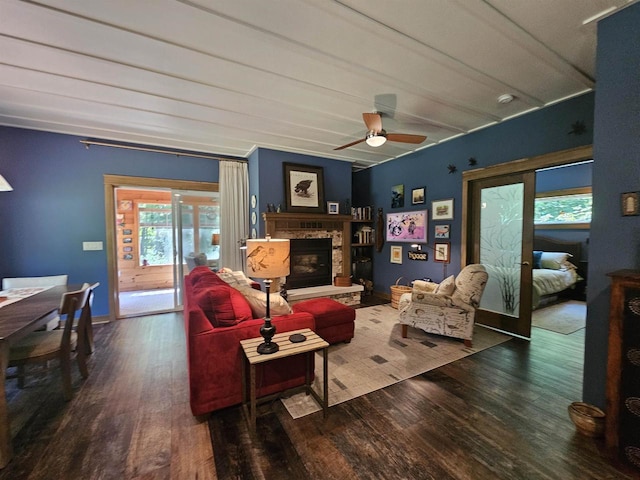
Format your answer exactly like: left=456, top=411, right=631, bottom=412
left=531, top=300, right=586, bottom=334
left=281, top=304, right=511, bottom=419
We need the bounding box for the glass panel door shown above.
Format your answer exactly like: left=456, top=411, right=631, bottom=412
left=470, top=172, right=535, bottom=338
left=171, top=190, right=220, bottom=309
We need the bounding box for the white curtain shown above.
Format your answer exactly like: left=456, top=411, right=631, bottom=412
left=219, top=160, right=249, bottom=271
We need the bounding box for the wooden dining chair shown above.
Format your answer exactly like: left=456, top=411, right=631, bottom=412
left=80, top=282, right=100, bottom=355
left=7, top=286, right=91, bottom=401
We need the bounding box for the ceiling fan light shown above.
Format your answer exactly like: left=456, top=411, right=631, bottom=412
left=365, top=131, right=387, bottom=147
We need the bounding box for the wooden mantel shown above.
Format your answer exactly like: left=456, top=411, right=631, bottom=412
left=262, top=212, right=353, bottom=277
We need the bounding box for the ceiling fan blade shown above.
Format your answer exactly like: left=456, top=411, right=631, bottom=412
left=386, top=133, right=427, bottom=144
left=334, top=137, right=366, bottom=150
left=362, top=113, right=382, bottom=133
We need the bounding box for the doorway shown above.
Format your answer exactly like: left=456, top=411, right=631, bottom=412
left=104, top=175, right=219, bottom=319
left=462, top=145, right=592, bottom=338
left=467, top=171, right=535, bottom=338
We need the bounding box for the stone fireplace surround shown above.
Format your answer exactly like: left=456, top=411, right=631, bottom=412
left=262, top=212, right=364, bottom=305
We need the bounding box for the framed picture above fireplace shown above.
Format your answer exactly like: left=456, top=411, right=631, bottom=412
left=283, top=162, right=326, bottom=213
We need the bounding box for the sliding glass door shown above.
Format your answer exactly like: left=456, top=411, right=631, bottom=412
left=172, top=190, right=220, bottom=309
left=105, top=176, right=219, bottom=319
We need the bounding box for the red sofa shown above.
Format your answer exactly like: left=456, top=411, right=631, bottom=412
left=183, top=267, right=315, bottom=416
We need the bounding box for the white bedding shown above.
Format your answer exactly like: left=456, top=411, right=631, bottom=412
left=532, top=267, right=579, bottom=309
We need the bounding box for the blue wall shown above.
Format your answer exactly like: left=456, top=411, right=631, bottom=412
left=586, top=2, right=640, bottom=407
left=0, top=127, right=220, bottom=317
left=353, top=93, right=594, bottom=286
left=249, top=148, right=353, bottom=238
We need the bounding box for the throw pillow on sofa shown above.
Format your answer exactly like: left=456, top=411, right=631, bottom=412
left=236, top=285, right=292, bottom=318
left=435, top=275, right=456, bottom=296
left=194, top=284, right=253, bottom=327
left=189, top=266, right=227, bottom=288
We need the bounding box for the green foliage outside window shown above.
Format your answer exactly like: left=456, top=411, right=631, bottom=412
left=534, top=189, right=592, bottom=225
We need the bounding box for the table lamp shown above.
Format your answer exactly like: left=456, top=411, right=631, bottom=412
left=245, top=236, right=290, bottom=354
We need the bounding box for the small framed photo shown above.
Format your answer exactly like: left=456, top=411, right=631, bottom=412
left=391, top=184, right=404, bottom=208
left=123, top=246, right=133, bottom=253
left=390, top=245, right=403, bottom=264
left=119, top=200, right=132, bottom=211
left=434, top=242, right=451, bottom=263
left=123, top=254, right=133, bottom=260
left=327, top=201, right=340, bottom=214
left=434, top=224, right=450, bottom=239
left=432, top=198, right=454, bottom=220
left=123, top=237, right=132, bottom=244
left=412, top=187, right=425, bottom=205
left=622, top=192, right=639, bottom=216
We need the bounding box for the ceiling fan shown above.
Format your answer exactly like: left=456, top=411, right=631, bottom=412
left=334, top=113, right=427, bottom=150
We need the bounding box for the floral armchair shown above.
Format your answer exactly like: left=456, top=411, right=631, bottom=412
left=398, top=264, right=488, bottom=347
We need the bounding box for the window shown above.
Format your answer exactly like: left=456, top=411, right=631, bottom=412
left=137, top=200, right=220, bottom=267
left=138, top=203, right=173, bottom=266
left=534, top=187, right=592, bottom=229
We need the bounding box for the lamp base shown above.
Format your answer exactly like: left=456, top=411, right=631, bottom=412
left=257, top=341, right=279, bottom=354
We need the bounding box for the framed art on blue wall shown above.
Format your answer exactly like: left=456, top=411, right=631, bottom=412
left=386, top=210, right=428, bottom=243
left=432, top=198, right=454, bottom=220
left=283, top=162, right=325, bottom=213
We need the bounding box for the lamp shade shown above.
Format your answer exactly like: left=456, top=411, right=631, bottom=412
left=0, top=174, right=13, bottom=192
left=246, top=237, right=290, bottom=279
left=211, top=233, right=220, bottom=246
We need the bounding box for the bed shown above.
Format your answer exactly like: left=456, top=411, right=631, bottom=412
left=532, top=236, right=585, bottom=309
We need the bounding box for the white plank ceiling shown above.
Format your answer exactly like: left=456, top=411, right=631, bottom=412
left=0, top=0, right=635, bottom=169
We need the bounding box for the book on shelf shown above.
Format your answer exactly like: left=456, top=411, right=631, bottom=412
left=351, top=206, right=372, bottom=221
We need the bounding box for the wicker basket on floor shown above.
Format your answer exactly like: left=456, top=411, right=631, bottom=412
left=390, top=277, right=412, bottom=309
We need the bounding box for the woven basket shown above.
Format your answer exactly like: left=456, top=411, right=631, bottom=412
left=390, top=277, right=412, bottom=309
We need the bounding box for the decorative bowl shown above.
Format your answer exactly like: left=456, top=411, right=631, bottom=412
left=568, top=402, right=605, bottom=437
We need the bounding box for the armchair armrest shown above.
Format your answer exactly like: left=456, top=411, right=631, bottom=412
left=410, top=291, right=474, bottom=312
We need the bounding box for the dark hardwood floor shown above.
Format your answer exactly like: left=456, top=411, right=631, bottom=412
left=1, top=306, right=637, bottom=479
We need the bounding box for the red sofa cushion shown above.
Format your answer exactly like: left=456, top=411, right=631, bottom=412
left=193, top=283, right=253, bottom=327
left=189, top=266, right=227, bottom=288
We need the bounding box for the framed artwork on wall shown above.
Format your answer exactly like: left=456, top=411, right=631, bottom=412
left=327, top=201, right=339, bottom=214
left=412, top=187, right=425, bottom=205
left=119, top=200, right=132, bottom=211
left=434, top=242, right=451, bottom=263
left=434, top=224, right=450, bottom=239
left=386, top=210, right=428, bottom=243
left=391, top=184, right=404, bottom=208
left=432, top=198, right=454, bottom=220
left=390, top=245, right=403, bottom=264
left=621, top=191, right=639, bottom=216
left=283, top=162, right=325, bottom=213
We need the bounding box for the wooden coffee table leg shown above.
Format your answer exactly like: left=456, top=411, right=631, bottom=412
left=323, top=346, right=328, bottom=418
left=249, top=364, right=256, bottom=433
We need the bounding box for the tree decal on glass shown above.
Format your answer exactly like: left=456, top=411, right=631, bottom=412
left=479, top=184, right=523, bottom=316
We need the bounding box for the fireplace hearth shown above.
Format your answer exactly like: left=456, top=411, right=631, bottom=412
left=287, top=238, right=333, bottom=289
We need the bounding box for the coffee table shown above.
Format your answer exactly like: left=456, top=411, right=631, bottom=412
left=240, top=328, right=329, bottom=432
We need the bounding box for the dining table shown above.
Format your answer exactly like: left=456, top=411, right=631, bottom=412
left=0, top=284, right=79, bottom=468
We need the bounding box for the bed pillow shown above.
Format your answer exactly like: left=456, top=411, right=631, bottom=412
left=533, top=251, right=543, bottom=269
left=540, top=251, right=572, bottom=270
left=435, top=275, right=456, bottom=296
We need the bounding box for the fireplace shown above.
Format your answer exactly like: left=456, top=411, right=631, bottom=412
left=287, top=238, right=333, bottom=289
